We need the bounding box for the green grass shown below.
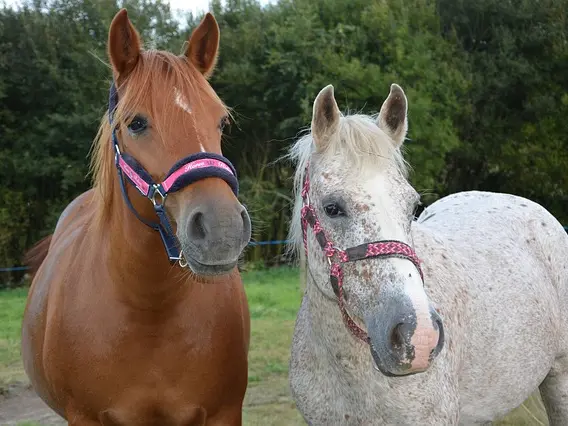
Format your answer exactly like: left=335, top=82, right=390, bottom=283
left=0, top=286, right=28, bottom=384
left=0, top=267, right=548, bottom=425
left=243, top=267, right=302, bottom=384
left=239, top=266, right=306, bottom=424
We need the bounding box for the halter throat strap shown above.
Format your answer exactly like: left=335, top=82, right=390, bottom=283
left=107, top=82, right=239, bottom=264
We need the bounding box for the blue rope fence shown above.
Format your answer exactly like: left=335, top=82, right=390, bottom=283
left=1, top=226, right=567, bottom=273
left=0, top=239, right=292, bottom=273
left=0, top=266, right=30, bottom=273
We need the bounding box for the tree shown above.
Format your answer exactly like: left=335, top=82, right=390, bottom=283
left=438, top=0, right=568, bottom=223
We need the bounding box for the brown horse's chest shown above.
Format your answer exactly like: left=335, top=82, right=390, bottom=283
left=46, top=287, right=249, bottom=423
left=98, top=401, right=207, bottom=426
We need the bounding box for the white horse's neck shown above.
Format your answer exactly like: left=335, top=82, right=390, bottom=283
left=304, top=268, right=391, bottom=385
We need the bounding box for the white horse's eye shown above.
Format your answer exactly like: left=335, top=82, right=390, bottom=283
left=324, top=203, right=344, bottom=218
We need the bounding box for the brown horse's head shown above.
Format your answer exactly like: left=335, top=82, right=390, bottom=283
left=98, top=9, right=251, bottom=276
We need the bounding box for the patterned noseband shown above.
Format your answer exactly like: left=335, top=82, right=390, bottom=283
left=300, top=164, right=424, bottom=343
left=108, top=82, right=239, bottom=265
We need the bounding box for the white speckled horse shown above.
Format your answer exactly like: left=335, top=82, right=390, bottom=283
left=286, top=83, right=568, bottom=425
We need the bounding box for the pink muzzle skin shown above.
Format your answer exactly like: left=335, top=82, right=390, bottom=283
left=299, top=163, right=424, bottom=344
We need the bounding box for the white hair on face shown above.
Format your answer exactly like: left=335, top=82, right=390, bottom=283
left=173, top=86, right=207, bottom=152
left=174, top=86, right=192, bottom=114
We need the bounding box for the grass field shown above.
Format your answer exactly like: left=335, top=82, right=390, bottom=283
left=0, top=266, right=548, bottom=425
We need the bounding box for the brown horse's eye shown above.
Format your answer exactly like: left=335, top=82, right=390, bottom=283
left=127, top=115, right=148, bottom=135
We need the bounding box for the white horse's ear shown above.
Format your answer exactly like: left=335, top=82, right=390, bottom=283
left=311, top=84, right=341, bottom=151
left=377, top=84, right=408, bottom=147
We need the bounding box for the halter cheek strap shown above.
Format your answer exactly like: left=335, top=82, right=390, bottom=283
left=300, top=164, right=424, bottom=343
left=108, top=82, right=239, bottom=264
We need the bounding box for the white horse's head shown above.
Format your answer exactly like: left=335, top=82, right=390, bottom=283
left=288, top=84, right=444, bottom=376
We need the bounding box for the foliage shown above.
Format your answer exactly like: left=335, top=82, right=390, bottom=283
left=0, top=0, right=566, bottom=269
left=437, top=0, right=568, bottom=217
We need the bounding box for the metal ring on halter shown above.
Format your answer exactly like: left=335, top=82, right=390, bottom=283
left=178, top=251, right=188, bottom=268
left=151, top=185, right=166, bottom=206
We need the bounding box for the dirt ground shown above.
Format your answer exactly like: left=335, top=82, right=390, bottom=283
left=0, top=377, right=306, bottom=426
left=0, top=383, right=65, bottom=425
left=0, top=381, right=550, bottom=426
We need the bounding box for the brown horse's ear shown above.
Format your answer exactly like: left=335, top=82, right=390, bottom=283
left=184, top=13, right=220, bottom=79
left=108, top=8, right=141, bottom=79
left=311, top=84, right=341, bottom=151
left=377, top=83, right=408, bottom=147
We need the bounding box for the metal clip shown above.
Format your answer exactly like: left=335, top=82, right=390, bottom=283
left=151, top=185, right=166, bottom=206
left=178, top=251, right=188, bottom=268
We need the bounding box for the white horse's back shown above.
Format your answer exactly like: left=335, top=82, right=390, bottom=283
left=417, top=190, right=568, bottom=422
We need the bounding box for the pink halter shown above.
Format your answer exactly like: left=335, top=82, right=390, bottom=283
left=300, top=164, right=424, bottom=343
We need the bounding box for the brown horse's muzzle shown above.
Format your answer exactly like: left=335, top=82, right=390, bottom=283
left=178, top=194, right=251, bottom=276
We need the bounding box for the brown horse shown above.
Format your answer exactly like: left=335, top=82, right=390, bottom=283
left=21, top=9, right=252, bottom=426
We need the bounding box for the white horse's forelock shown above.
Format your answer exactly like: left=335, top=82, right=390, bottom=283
left=285, top=113, right=410, bottom=259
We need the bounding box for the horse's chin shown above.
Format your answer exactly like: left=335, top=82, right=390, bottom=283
left=371, top=361, right=424, bottom=378
left=184, top=256, right=237, bottom=277
left=369, top=344, right=428, bottom=378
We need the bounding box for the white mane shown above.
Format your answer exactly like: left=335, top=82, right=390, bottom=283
left=285, top=113, right=410, bottom=259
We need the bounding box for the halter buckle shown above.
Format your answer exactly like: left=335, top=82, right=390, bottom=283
left=151, top=185, right=166, bottom=206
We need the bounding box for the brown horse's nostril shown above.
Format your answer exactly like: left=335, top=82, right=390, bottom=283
left=189, top=211, right=207, bottom=240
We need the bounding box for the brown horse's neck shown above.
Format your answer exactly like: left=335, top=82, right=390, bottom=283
left=96, top=172, right=188, bottom=309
